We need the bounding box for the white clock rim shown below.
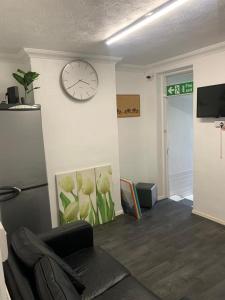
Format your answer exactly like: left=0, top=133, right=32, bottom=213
left=61, top=59, right=98, bottom=101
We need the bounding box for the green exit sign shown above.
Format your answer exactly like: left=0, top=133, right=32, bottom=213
left=166, top=81, right=193, bottom=96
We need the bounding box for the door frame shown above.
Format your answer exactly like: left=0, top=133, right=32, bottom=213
left=160, top=67, right=193, bottom=198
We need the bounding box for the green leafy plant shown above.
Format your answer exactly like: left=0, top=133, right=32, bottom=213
left=12, top=69, right=40, bottom=101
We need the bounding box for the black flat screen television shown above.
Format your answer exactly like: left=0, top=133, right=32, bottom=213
left=197, top=83, right=225, bottom=118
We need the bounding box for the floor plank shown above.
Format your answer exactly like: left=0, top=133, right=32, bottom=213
left=93, top=199, right=225, bottom=300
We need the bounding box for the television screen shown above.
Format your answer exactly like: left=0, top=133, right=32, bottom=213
left=197, top=83, right=225, bottom=118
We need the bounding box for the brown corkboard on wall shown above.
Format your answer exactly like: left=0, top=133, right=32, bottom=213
left=116, top=95, right=140, bottom=118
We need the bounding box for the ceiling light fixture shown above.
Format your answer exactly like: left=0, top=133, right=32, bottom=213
left=106, top=0, right=189, bottom=45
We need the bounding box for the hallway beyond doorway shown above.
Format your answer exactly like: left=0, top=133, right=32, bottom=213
left=165, top=71, right=193, bottom=201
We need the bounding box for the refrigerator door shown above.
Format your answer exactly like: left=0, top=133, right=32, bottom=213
left=0, top=185, right=51, bottom=235
left=0, top=108, right=52, bottom=235
left=0, top=109, right=48, bottom=188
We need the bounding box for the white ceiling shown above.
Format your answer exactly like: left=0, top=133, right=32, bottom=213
left=0, top=0, right=225, bottom=65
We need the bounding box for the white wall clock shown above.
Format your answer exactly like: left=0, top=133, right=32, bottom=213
left=61, top=60, right=98, bottom=101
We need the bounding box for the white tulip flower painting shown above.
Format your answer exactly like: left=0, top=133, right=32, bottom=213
left=56, top=165, right=115, bottom=226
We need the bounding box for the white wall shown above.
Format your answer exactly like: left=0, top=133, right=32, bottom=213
left=193, top=51, right=225, bottom=222
left=0, top=223, right=10, bottom=300
left=2, top=44, right=225, bottom=228
left=167, top=72, right=193, bottom=197
left=30, top=56, right=122, bottom=227
left=146, top=45, right=225, bottom=224
left=116, top=69, right=159, bottom=192
left=0, top=254, right=9, bottom=300
left=0, top=57, right=32, bottom=104
left=0, top=59, right=18, bottom=101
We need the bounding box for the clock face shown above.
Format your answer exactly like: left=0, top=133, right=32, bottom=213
left=61, top=60, right=98, bottom=101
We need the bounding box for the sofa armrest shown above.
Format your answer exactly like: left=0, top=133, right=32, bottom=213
left=39, top=221, right=93, bottom=257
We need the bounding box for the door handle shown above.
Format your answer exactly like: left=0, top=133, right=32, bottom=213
left=0, top=186, right=21, bottom=202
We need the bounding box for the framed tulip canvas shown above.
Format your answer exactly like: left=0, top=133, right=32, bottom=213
left=56, top=165, right=115, bottom=226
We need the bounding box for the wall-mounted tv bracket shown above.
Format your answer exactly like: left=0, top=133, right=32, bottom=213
left=215, top=121, right=225, bottom=159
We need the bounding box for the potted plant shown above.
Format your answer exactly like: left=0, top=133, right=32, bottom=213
left=12, top=69, right=40, bottom=103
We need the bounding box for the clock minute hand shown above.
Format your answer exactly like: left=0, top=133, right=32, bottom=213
left=67, top=80, right=80, bottom=89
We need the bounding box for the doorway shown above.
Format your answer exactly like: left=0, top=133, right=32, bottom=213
left=164, top=71, right=193, bottom=204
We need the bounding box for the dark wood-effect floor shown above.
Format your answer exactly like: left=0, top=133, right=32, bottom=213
left=94, top=199, right=225, bottom=300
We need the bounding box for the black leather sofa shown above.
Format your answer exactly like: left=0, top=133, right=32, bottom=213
left=4, top=221, right=189, bottom=300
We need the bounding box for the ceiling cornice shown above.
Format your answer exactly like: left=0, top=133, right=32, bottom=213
left=115, top=41, right=225, bottom=73
left=116, top=63, right=147, bottom=72
left=146, top=41, right=225, bottom=70
left=1, top=41, right=225, bottom=69
left=23, top=48, right=122, bottom=64
left=0, top=49, right=28, bottom=62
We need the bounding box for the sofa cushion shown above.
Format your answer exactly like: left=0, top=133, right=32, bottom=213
left=64, top=246, right=130, bottom=300
left=4, top=248, right=36, bottom=300
left=95, top=276, right=160, bottom=300
left=11, top=227, right=85, bottom=294
left=35, top=256, right=81, bottom=300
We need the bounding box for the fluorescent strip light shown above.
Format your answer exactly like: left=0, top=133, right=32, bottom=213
left=106, top=0, right=189, bottom=45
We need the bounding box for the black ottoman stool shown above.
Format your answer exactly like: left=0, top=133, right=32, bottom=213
left=135, top=183, right=157, bottom=209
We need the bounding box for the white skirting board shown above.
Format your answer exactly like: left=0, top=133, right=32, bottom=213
left=192, top=209, right=225, bottom=226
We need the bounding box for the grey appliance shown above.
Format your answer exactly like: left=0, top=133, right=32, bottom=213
left=0, top=104, right=52, bottom=236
